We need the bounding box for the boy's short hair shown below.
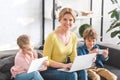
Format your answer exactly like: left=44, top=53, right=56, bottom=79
left=83, top=28, right=98, bottom=40
left=17, top=34, right=30, bottom=49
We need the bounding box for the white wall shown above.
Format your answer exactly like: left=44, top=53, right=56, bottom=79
left=0, top=0, right=42, bottom=51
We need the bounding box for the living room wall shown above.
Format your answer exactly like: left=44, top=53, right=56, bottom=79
left=0, top=0, right=42, bottom=51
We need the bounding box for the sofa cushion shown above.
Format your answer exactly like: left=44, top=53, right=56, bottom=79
left=0, top=72, right=11, bottom=80
left=0, top=50, right=17, bottom=58
left=104, top=64, right=120, bottom=80
left=98, top=42, right=120, bottom=69
left=77, top=41, right=84, bottom=47
left=0, top=55, right=15, bottom=72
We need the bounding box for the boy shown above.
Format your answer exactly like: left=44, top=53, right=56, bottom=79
left=11, top=34, right=47, bottom=80
left=77, top=28, right=117, bottom=80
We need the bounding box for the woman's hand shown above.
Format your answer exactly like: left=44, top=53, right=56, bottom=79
left=62, top=63, right=72, bottom=70
left=39, top=60, right=48, bottom=71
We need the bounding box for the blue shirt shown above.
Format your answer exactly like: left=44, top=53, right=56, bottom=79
left=77, top=43, right=108, bottom=68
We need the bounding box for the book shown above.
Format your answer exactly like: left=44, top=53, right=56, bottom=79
left=27, top=56, right=48, bottom=73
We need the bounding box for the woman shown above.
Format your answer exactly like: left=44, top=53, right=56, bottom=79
left=41, top=7, right=78, bottom=80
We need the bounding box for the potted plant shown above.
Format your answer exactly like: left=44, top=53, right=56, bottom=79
left=79, top=23, right=92, bottom=37
left=107, top=0, right=120, bottom=44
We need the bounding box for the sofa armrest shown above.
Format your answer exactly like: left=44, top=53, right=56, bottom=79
left=0, top=49, right=18, bottom=58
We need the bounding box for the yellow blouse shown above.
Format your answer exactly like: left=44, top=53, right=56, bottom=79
left=43, top=31, right=77, bottom=64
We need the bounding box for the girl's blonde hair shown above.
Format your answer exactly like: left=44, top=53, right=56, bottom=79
left=17, top=34, right=30, bottom=49
left=58, top=7, right=76, bottom=23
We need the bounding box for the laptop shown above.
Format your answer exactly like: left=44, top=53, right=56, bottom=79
left=58, top=53, right=96, bottom=72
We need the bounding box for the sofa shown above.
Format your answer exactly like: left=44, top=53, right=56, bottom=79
left=0, top=50, right=17, bottom=80
left=0, top=49, right=43, bottom=80
left=98, top=42, right=120, bottom=80
left=0, top=42, right=120, bottom=80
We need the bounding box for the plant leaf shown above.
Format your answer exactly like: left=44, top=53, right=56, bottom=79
left=108, top=9, right=120, bottom=20
left=117, top=42, right=120, bottom=45
left=112, top=21, right=120, bottom=28
left=111, top=30, right=120, bottom=38
left=118, top=35, right=120, bottom=39
left=115, top=0, right=118, bottom=3
left=117, top=35, right=120, bottom=45
left=107, top=21, right=120, bottom=32
left=110, top=0, right=114, bottom=4
left=111, top=10, right=118, bottom=18
left=111, top=12, right=115, bottom=18
left=108, top=8, right=117, bottom=14
left=117, top=34, right=120, bottom=45
left=79, top=24, right=91, bottom=37
left=116, top=11, right=120, bottom=20
left=106, top=20, right=118, bottom=32
left=110, top=0, right=118, bottom=4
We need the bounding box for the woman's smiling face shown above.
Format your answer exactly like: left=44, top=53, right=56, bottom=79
left=59, top=14, right=74, bottom=31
